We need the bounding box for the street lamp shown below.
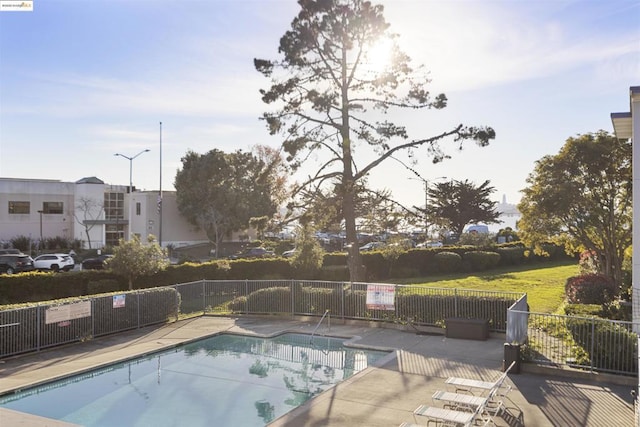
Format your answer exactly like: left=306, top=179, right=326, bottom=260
left=114, top=149, right=150, bottom=238
left=37, top=210, right=43, bottom=253
left=409, top=176, right=446, bottom=237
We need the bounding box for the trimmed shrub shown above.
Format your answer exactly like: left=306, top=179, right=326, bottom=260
left=462, top=251, right=500, bottom=271
left=495, top=246, right=526, bottom=266
left=361, top=252, right=387, bottom=280
left=397, top=249, right=439, bottom=276
left=318, top=266, right=350, bottom=281
left=322, top=253, right=348, bottom=267
left=564, top=303, right=602, bottom=317
left=434, top=252, right=462, bottom=274
left=565, top=274, right=617, bottom=305
left=566, top=316, right=637, bottom=373
left=226, top=284, right=516, bottom=330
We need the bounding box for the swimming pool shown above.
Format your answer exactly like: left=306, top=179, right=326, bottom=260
left=0, top=333, right=390, bottom=426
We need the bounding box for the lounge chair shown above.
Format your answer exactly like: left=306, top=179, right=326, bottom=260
left=432, top=380, right=505, bottom=418
left=444, top=361, right=515, bottom=396
left=413, top=391, right=494, bottom=427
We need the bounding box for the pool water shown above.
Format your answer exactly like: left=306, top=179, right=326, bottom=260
left=0, top=333, right=390, bottom=426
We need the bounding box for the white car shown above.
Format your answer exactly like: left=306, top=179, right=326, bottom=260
left=33, top=253, right=75, bottom=272
left=359, top=241, right=385, bottom=251
left=282, top=249, right=297, bottom=258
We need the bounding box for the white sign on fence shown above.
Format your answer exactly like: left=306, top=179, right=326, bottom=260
left=365, top=284, right=395, bottom=310
left=45, top=301, right=92, bottom=324
left=113, top=294, right=126, bottom=308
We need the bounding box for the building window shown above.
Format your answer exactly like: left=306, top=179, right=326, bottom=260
left=43, top=201, right=63, bottom=214
left=136, top=202, right=141, bottom=216
left=9, top=201, right=30, bottom=214
left=104, top=192, right=124, bottom=221
left=105, top=224, right=125, bottom=246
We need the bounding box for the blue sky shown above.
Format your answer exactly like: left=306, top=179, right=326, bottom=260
left=1, top=0, right=638, bottom=212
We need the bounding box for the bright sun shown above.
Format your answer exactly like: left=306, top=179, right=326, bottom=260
left=363, top=38, right=394, bottom=73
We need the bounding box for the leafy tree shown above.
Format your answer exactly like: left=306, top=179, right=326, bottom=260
left=174, top=149, right=279, bottom=257
left=107, top=234, right=169, bottom=290
left=290, top=216, right=324, bottom=276
left=517, top=131, right=631, bottom=286
left=424, top=179, right=501, bottom=235
left=254, top=0, right=494, bottom=280
left=299, top=179, right=397, bottom=235
left=251, top=144, right=292, bottom=234
left=249, top=216, right=270, bottom=240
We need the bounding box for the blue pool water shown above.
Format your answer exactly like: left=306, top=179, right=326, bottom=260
left=0, top=333, right=390, bottom=426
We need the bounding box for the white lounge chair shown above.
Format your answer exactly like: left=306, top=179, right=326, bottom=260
left=444, top=361, right=515, bottom=396
left=432, top=380, right=506, bottom=418
left=413, top=395, right=491, bottom=427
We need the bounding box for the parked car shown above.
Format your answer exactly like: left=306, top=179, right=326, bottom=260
left=282, top=249, right=297, bottom=258
left=33, top=253, right=75, bottom=272
left=81, top=254, right=113, bottom=270
left=0, top=248, right=21, bottom=255
left=359, top=241, right=385, bottom=251
left=416, top=241, right=443, bottom=248
left=0, top=254, right=35, bottom=274
left=229, top=247, right=275, bottom=260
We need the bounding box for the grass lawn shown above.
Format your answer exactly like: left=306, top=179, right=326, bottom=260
left=389, top=260, right=579, bottom=314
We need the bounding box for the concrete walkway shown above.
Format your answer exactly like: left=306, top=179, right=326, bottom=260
left=0, top=316, right=635, bottom=426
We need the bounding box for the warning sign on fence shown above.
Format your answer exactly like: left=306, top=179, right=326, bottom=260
left=365, top=284, right=395, bottom=310
left=45, top=300, right=91, bottom=324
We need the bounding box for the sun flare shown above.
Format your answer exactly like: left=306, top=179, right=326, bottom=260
left=363, top=38, right=395, bottom=73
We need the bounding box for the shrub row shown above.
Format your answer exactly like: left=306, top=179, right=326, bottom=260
left=227, top=286, right=514, bottom=330
left=0, top=242, right=570, bottom=305
left=0, top=287, right=177, bottom=357
left=565, top=316, right=637, bottom=373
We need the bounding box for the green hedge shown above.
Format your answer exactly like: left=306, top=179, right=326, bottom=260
left=0, top=241, right=573, bottom=305
left=433, top=252, right=462, bottom=274
left=566, top=317, right=638, bottom=373
left=0, top=287, right=178, bottom=357
left=227, top=285, right=514, bottom=330
left=462, top=251, right=501, bottom=271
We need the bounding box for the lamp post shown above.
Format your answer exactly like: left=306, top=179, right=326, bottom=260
left=409, top=176, right=446, bottom=237
left=37, top=210, right=43, bottom=253
left=115, top=149, right=150, bottom=238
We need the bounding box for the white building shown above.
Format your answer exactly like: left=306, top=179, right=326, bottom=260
left=611, top=85, right=639, bottom=329
left=0, top=176, right=209, bottom=249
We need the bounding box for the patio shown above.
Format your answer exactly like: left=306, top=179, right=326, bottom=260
left=0, top=316, right=635, bottom=426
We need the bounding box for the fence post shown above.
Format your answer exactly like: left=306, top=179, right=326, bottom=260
left=245, top=279, right=249, bottom=314
left=290, top=280, right=294, bottom=316
left=137, top=291, right=141, bottom=329
left=202, top=280, right=206, bottom=312
left=341, top=282, right=345, bottom=320
left=37, top=304, right=41, bottom=352
left=590, top=317, right=596, bottom=373
left=91, top=299, right=96, bottom=339
left=454, top=288, right=458, bottom=318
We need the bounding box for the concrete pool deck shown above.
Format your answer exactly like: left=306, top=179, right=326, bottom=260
left=0, top=315, right=635, bottom=426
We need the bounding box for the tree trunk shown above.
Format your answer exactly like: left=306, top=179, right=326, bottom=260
left=85, top=229, right=92, bottom=250
left=340, top=38, right=365, bottom=282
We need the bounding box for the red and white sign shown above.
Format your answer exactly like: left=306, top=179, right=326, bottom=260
left=366, top=284, right=395, bottom=310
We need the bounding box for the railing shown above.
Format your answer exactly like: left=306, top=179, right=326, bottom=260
left=0, top=280, right=520, bottom=359
left=173, top=279, right=520, bottom=329
left=310, top=309, right=331, bottom=344
left=508, top=308, right=639, bottom=376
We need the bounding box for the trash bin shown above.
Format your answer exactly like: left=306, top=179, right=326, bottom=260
left=503, top=343, right=521, bottom=374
